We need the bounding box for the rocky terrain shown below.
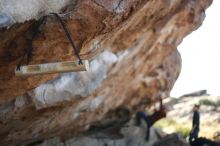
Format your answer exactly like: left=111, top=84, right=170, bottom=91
left=31, top=94, right=220, bottom=146
left=157, top=95, right=220, bottom=140
left=22, top=122, right=188, bottom=146
left=0, top=0, right=213, bottom=146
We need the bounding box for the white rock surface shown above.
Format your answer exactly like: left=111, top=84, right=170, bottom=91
left=0, top=0, right=72, bottom=24
left=32, top=51, right=118, bottom=109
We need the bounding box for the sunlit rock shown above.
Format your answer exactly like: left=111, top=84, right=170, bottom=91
left=0, top=0, right=213, bottom=145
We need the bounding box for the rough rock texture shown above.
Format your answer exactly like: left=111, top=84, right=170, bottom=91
left=0, top=0, right=212, bottom=146
left=29, top=125, right=166, bottom=146
left=27, top=129, right=188, bottom=146
left=1, top=50, right=181, bottom=146
left=0, top=0, right=72, bottom=23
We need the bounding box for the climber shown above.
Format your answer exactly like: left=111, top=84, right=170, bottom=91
left=135, top=98, right=166, bottom=141
left=189, top=104, right=200, bottom=145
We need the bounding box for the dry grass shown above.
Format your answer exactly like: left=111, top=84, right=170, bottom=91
left=155, top=118, right=220, bottom=140
left=155, top=119, right=191, bottom=138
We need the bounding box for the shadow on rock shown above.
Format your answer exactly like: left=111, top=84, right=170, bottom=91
left=191, top=137, right=220, bottom=146
left=152, top=133, right=189, bottom=146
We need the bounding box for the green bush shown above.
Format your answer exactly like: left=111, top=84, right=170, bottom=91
left=154, top=119, right=176, bottom=129
left=155, top=118, right=191, bottom=139
left=199, top=99, right=220, bottom=107
left=176, top=126, right=191, bottom=138
left=216, top=100, right=220, bottom=106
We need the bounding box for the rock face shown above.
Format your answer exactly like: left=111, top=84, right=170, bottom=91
left=0, top=0, right=212, bottom=146
left=29, top=125, right=166, bottom=146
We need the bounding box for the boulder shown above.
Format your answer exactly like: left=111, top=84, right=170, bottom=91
left=0, top=0, right=213, bottom=145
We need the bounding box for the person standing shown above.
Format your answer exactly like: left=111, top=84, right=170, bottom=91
left=189, top=104, right=200, bottom=145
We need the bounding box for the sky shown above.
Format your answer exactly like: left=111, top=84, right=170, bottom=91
left=171, top=0, right=220, bottom=97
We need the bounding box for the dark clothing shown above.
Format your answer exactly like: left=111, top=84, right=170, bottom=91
left=192, top=111, right=200, bottom=130
left=191, top=137, right=220, bottom=146
left=136, top=112, right=149, bottom=127
left=189, top=128, right=199, bottom=145
left=149, top=109, right=166, bottom=126
left=189, top=111, right=200, bottom=145
left=136, top=112, right=151, bottom=141
left=135, top=110, right=166, bottom=141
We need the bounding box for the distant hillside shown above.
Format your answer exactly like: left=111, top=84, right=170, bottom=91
left=155, top=95, right=220, bottom=141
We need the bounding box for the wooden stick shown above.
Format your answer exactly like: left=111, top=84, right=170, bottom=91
left=15, top=60, right=89, bottom=76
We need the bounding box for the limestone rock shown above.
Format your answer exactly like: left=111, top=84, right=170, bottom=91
left=0, top=0, right=212, bottom=104
left=0, top=0, right=72, bottom=24
left=23, top=126, right=166, bottom=146
left=0, top=0, right=213, bottom=146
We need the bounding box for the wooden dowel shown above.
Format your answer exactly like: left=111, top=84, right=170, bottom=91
left=15, top=60, right=89, bottom=76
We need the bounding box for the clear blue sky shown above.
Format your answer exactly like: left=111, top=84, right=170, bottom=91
left=171, top=0, right=220, bottom=97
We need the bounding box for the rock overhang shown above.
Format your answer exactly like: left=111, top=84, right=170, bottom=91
left=0, top=0, right=213, bottom=145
